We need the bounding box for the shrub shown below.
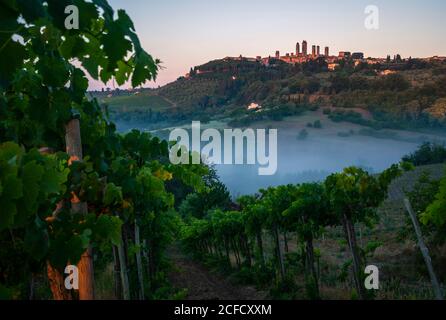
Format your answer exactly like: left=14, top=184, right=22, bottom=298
left=402, top=142, right=446, bottom=166
left=298, top=129, right=309, bottom=140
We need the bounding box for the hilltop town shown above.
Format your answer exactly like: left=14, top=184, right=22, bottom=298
left=186, top=40, right=446, bottom=77
left=91, top=39, right=446, bottom=133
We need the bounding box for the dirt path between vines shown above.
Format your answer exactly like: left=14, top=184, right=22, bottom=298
left=167, top=247, right=268, bottom=300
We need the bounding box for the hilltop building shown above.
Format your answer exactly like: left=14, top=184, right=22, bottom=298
left=184, top=40, right=446, bottom=79
left=186, top=40, right=373, bottom=78
left=352, top=52, right=364, bottom=60
left=302, top=40, right=308, bottom=56
left=268, top=41, right=336, bottom=64
left=338, top=51, right=351, bottom=59
left=328, top=63, right=340, bottom=71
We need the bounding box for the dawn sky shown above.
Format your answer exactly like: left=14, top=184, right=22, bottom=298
left=90, top=0, right=446, bottom=89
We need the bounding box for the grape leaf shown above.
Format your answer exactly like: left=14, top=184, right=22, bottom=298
left=103, top=183, right=123, bottom=206
left=0, top=37, right=26, bottom=87
left=0, top=200, right=16, bottom=230
left=24, top=217, right=49, bottom=260
left=40, top=166, right=68, bottom=195
left=22, top=161, right=44, bottom=208
left=94, top=215, right=123, bottom=246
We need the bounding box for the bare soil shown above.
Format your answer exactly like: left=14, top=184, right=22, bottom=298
left=167, top=247, right=268, bottom=300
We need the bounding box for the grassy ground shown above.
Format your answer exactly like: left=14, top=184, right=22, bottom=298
left=101, top=92, right=174, bottom=112
left=250, top=109, right=446, bottom=143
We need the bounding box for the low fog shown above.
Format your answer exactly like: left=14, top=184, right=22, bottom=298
left=216, top=130, right=419, bottom=197
left=116, top=120, right=445, bottom=197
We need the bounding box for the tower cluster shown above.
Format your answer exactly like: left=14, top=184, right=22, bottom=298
left=269, top=40, right=331, bottom=65
left=293, top=40, right=329, bottom=58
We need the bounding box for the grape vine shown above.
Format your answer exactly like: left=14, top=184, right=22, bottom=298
left=0, top=0, right=205, bottom=299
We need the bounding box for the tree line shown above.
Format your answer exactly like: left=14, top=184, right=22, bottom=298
left=181, top=165, right=408, bottom=299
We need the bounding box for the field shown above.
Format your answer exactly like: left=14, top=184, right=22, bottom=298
left=100, top=91, right=174, bottom=112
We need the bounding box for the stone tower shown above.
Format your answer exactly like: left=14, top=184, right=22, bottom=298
left=302, top=40, right=308, bottom=56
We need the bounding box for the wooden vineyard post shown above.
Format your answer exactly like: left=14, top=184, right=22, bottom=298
left=112, top=245, right=123, bottom=299
left=134, top=221, right=145, bottom=300
left=117, top=231, right=131, bottom=300
left=47, top=261, right=73, bottom=300
left=404, top=198, right=443, bottom=300
left=65, top=116, right=95, bottom=300
left=342, top=214, right=366, bottom=300
left=273, top=225, right=285, bottom=279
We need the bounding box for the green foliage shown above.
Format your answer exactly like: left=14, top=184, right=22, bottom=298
left=179, top=167, right=231, bottom=219
left=421, top=170, right=446, bottom=233
left=398, top=171, right=442, bottom=245
left=324, top=165, right=403, bottom=299
left=269, top=274, right=301, bottom=300
left=325, top=166, right=402, bottom=223
left=283, top=183, right=332, bottom=239
left=1, top=3, right=157, bottom=147
left=0, top=142, right=68, bottom=231
left=0, top=0, right=210, bottom=300
left=282, top=183, right=333, bottom=298
left=328, top=110, right=368, bottom=126
left=180, top=163, right=405, bottom=299
left=94, top=215, right=123, bottom=246
left=103, top=183, right=123, bottom=206
left=297, top=129, right=309, bottom=140
left=402, top=142, right=446, bottom=166
left=2, top=0, right=441, bottom=301
left=364, top=241, right=383, bottom=257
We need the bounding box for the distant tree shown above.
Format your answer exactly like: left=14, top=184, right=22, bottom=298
left=349, top=77, right=370, bottom=91
left=435, top=77, right=446, bottom=96
left=421, top=172, right=446, bottom=244
left=298, top=129, right=309, bottom=140
left=375, top=73, right=410, bottom=91
left=197, top=95, right=211, bottom=109
left=313, top=120, right=322, bottom=129
left=289, top=82, right=300, bottom=95
left=325, top=165, right=402, bottom=299
left=179, top=167, right=231, bottom=219
left=330, top=74, right=350, bottom=93
left=301, top=78, right=321, bottom=94
left=402, top=142, right=446, bottom=166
